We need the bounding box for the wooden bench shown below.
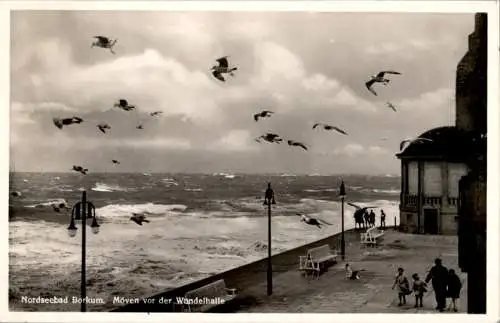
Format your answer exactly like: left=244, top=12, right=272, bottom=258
left=299, top=244, right=338, bottom=279
left=360, top=227, right=385, bottom=247
left=183, top=279, right=237, bottom=312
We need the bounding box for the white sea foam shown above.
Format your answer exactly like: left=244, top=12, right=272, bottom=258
left=161, top=178, right=179, bottom=186
left=91, top=182, right=130, bottom=193
left=184, top=188, right=203, bottom=192
left=96, top=203, right=188, bottom=219
left=372, top=188, right=400, bottom=194
left=26, top=198, right=68, bottom=208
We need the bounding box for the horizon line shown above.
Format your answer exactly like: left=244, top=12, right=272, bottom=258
left=9, top=171, right=401, bottom=176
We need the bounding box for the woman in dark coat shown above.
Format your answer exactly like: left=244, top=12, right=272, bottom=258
left=446, top=269, right=462, bottom=312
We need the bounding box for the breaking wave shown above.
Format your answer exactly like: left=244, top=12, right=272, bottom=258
left=91, top=182, right=130, bottom=193
left=96, top=203, right=188, bottom=219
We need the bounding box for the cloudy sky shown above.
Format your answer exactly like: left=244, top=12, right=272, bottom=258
left=10, top=11, right=475, bottom=174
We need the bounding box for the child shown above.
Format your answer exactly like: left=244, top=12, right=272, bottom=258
left=392, top=267, right=410, bottom=306
left=446, top=269, right=462, bottom=312
left=345, top=263, right=360, bottom=280
left=412, top=273, right=427, bottom=308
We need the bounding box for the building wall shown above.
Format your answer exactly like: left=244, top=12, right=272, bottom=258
left=423, top=161, right=442, bottom=195
left=399, top=160, right=467, bottom=235
left=455, top=13, right=487, bottom=133
left=408, top=161, right=418, bottom=194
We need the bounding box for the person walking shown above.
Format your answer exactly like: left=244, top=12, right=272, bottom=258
left=446, top=269, right=462, bottom=312
left=369, top=209, right=376, bottom=227
left=392, top=267, right=410, bottom=306
left=425, top=258, right=449, bottom=312
left=412, top=273, right=427, bottom=308
left=380, top=210, right=386, bottom=229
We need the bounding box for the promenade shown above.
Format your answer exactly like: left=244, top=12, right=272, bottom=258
left=234, top=230, right=467, bottom=313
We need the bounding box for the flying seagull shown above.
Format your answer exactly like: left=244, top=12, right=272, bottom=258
left=365, top=71, right=402, bottom=96
left=136, top=124, right=144, bottom=129
left=114, top=99, right=136, bottom=111
left=297, top=213, right=332, bottom=229
left=256, top=133, right=283, bottom=144
left=53, top=117, right=84, bottom=129
left=97, top=122, right=111, bottom=134
left=91, top=36, right=117, bottom=54
left=112, top=159, right=120, bottom=165
left=149, top=111, right=163, bottom=117
left=254, top=110, right=274, bottom=122
left=287, top=140, right=308, bottom=151
left=72, top=165, right=88, bottom=175
left=400, top=137, right=433, bottom=151
left=386, top=102, right=397, bottom=112
left=312, top=123, right=348, bottom=135
left=347, top=202, right=378, bottom=220
left=130, top=213, right=150, bottom=226
left=211, top=56, right=238, bottom=82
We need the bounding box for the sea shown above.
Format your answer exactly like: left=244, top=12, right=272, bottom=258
left=8, top=172, right=400, bottom=311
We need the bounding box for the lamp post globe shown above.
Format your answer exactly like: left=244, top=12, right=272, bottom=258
left=90, top=217, right=100, bottom=235
left=67, top=218, right=78, bottom=238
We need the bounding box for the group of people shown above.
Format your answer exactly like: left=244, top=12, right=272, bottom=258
left=355, top=209, right=387, bottom=229
left=392, top=258, right=463, bottom=312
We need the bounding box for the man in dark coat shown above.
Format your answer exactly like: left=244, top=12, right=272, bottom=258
left=380, top=209, right=386, bottom=228
left=369, top=209, right=376, bottom=227
left=425, top=258, right=449, bottom=312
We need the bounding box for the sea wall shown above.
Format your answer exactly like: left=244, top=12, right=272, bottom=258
left=111, top=228, right=362, bottom=312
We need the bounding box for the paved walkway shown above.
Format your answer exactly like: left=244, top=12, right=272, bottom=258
left=235, top=230, right=467, bottom=313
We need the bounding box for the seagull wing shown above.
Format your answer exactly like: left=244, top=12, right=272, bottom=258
left=212, top=71, right=225, bottom=82
left=347, top=202, right=362, bottom=210
left=298, top=143, right=308, bottom=150
left=94, top=36, right=108, bottom=43
left=97, top=125, right=106, bottom=133
left=53, top=118, right=63, bottom=129
left=365, top=80, right=377, bottom=96
left=400, top=140, right=411, bottom=151
left=254, top=113, right=260, bottom=122
left=317, top=219, right=332, bottom=225
left=312, top=123, right=321, bottom=129
left=416, top=137, right=433, bottom=142
left=216, top=56, right=229, bottom=68
left=287, top=140, right=294, bottom=146
left=332, top=126, right=348, bottom=135
left=387, top=102, right=397, bottom=112
left=381, top=70, right=402, bottom=75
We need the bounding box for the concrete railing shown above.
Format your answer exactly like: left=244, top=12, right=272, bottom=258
left=111, top=228, right=361, bottom=312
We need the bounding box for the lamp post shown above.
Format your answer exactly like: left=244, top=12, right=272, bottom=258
left=263, top=182, right=276, bottom=296
left=67, top=191, right=99, bottom=312
left=339, top=180, right=346, bottom=261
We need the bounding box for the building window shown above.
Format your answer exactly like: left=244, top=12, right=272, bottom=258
left=424, top=162, right=442, bottom=196
left=448, top=163, right=469, bottom=197
left=408, top=162, right=418, bottom=194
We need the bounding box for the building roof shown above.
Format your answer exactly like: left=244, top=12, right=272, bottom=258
left=396, top=126, right=485, bottom=161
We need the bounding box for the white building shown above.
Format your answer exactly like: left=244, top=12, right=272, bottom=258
left=396, top=126, right=479, bottom=235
